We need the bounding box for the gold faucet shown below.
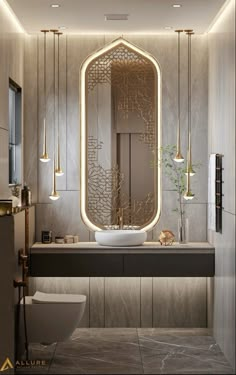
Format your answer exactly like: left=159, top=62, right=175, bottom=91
left=117, top=208, right=124, bottom=229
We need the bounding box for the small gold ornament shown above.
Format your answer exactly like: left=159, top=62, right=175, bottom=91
left=159, top=230, right=175, bottom=246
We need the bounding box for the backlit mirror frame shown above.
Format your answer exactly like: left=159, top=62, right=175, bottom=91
left=80, top=38, right=162, bottom=232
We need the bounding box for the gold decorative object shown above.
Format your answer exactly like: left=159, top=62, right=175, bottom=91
left=159, top=230, right=175, bottom=246
left=173, top=30, right=184, bottom=163
left=80, top=38, right=161, bottom=232
left=40, top=30, right=50, bottom=163
left=184, top=30, right=195, bottom=200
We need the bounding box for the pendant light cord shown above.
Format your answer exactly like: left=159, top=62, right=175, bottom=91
left=44, top=31, right=46, bottom=117
left=178, top=31, right=181, bottom=150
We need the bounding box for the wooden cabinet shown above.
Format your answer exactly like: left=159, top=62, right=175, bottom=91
left=0, top=206, right=35, bottom=370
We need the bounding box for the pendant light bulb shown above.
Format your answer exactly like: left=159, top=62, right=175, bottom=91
left=183, top=190, right=195, bottom=200
left=40, top=118, right=50, bottom=162
left=183, top=169, right=195, bottom=200
left=174, top=30, right=184, bottom=163
left=184, top=165, right=196, bottom=177
left=49, top=157, right=60, bottom=201
left=174, top=152, right=185, bottom=163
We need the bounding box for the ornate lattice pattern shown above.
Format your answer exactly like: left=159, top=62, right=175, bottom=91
left=87, top=43, right=156, bottom=149
left=87, top=138, right=155, bottom=227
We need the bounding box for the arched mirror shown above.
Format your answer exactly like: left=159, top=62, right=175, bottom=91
left=80, top=38, right=161, bottom=231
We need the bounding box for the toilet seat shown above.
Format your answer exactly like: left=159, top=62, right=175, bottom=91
left=32, top=291, right=86, bottom=304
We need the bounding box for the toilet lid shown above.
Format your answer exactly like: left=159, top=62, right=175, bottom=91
left=32, top=291, right=86, bottom=304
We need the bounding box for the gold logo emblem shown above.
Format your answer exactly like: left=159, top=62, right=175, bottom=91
left=0, top=358, right=14, bottom=372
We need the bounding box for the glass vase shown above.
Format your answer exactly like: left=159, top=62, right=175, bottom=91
left=178, top=217, right=189, bottom=244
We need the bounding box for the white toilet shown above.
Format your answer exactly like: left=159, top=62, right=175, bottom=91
left=20, top=291, right=86, bottom=344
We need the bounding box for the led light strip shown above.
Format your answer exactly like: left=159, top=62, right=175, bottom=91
left=80, top=38, right=162, bottom=232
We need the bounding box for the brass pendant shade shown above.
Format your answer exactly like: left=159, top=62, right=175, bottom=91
left=40, top=30, right=50, bottom=163
left=173, top=30, right=184, bottom=163
left=49, top=157, right=60, bottom=201
left=184, top=30, right=195, bottom=200
left=40, top=118, right=50, bottom=162
left=55, top=32, right=64, bottom=177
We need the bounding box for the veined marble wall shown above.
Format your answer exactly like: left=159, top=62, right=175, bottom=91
left=208, top=0, right=235, bottom=369
left=0, top=2, right=24, bottom=197
left=24, top=34, right=208, bottom=241
left=24, top=34, right=209, bottom=329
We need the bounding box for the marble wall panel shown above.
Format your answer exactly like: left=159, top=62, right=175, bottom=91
left=105, top=277, right=141, bottom=327
left=141, top=277, right=153, bottom=327
left=89, top=277, right=105, bottom=327
left=153, top=277, right=207, bottom=327
left=36, top=191, right=89, bottom=241
left=66, top=36, right=105, bottom=191
left=208, top=0, right=235, bottom=369
left=152, top=190, right=207, bottom=242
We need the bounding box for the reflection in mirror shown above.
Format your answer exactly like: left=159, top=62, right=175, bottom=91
left=81, top=38, right=161, bottom=231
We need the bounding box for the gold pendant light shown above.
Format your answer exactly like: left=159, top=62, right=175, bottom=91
left=185, top=30, right=195, bottom=177
left=40, top=30, right=50, bottom=163
left=55, top=32, right=64, bottom=176
left=49, top=156, right=60, bottom=200
left=49, top=29, right=60, bottom=201
left=184, top=29, right=195, bottom=200
left=173, top=30, right=184, bottom=163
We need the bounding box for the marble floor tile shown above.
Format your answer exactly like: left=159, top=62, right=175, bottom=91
left=52, top=328, right=143, bottom=374
left=17, top=329, right=234, bottom=374
left=138, top=329, right=234, bottom=374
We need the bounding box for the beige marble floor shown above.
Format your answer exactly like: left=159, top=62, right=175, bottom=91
left=16, top=328, right=234, bottom=374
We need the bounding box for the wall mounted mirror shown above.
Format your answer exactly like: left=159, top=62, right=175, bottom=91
left=80, top=38, right=161, bottom=231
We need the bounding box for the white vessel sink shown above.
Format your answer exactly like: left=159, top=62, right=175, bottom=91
left=95, top=230, right=147, bottom=247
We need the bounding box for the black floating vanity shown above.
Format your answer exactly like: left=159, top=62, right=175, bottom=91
left=29, top=242, right=215, bottom=277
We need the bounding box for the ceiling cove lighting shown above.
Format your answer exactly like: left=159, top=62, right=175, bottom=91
left=104, top=14, right=129, bottom=21
left=1, top=0, right=25, bottom=33
left=173, top=30, right=184, bottom=163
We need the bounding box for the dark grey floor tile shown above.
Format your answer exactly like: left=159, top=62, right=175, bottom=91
left=138, top=328, right=212, bottom=337
left=138, top=329, right=233, bottom=375
left=49, top=353, right=143, bottom=374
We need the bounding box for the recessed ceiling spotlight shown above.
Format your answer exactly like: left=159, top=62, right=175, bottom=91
left=51, top=4, right=60, bottom=8
left=104, top=14, right=129, bottom=21
left=58, top=26, right=66, bottom=30
left=164, top=26, right=173, bottom=30
left=172, top=4, right=182, bottom=8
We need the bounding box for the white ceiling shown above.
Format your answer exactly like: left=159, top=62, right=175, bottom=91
left=6, top=0, right=227, bottom=35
